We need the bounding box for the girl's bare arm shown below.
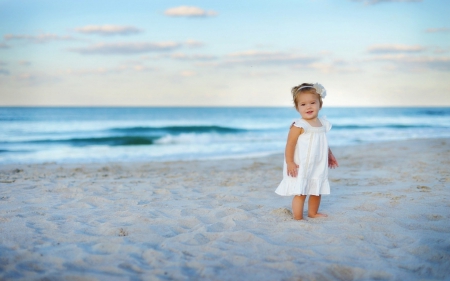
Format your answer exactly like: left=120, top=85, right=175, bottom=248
left=285, top=125, right=303, bottom=177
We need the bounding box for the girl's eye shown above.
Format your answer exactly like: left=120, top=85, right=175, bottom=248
left=311, top=102, right=315, bottom=104
left=301, top=104, right=305, bottom=106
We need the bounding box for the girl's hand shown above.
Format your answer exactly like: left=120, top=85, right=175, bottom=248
left=328, top=150, right=338, bottom=169
left=287, top=162, right=299, bottom=177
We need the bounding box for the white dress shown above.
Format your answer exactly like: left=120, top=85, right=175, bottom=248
left=275, top=117, right=331, bottom=196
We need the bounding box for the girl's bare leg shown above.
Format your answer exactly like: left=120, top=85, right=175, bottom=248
left=292, top=195, right=307, bottom=220
left=308, top=195, right=328, bottom=218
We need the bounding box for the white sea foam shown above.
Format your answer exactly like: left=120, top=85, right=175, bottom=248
left=1, top=107, right=449, bottom=164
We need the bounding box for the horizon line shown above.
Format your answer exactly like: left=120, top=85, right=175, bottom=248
left=0, top=105, right=449, bottom=108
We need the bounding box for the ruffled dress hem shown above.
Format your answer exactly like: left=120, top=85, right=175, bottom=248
left=275, top=177, right=330, bottom=196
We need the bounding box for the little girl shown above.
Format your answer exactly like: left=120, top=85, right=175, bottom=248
left=275, top=82, right=338, bottom=220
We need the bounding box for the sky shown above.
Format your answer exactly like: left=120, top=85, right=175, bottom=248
left=0, top=0, right=449, bottom=107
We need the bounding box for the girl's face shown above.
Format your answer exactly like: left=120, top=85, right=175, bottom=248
left=296, top=92, right=321, bottom=120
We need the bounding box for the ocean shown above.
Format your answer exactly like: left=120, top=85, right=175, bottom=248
left=1, top=107, right=449, bottom=164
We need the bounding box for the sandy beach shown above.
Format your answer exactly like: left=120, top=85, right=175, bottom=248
left=0, top=138, right=449, bottom=280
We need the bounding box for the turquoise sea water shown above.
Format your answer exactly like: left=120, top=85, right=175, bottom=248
left=1, top=107, right=449, bottom=164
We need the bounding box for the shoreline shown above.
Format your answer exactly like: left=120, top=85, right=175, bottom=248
left=1, top=138, right=449, bottom=280
left=0, top=137, right=448, bottom=167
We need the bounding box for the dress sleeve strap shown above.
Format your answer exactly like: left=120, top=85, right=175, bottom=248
left=292, top=119, right=307, bottom=129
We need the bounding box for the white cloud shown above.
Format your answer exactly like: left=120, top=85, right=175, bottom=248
left=169, top=53, right=217, bottom=61
left=180, top=70, right=196, bottom=77
left=66, top=64, right=152, bottom=76
left=352, top=0, right=422, bottom=4
left=19, top=60, right=31, bottom=66
left=369, top=54, right=450, bottom=71
left=194, top=50, right=321, bottom=68
left=227, top=50, right=279, bottom=58
left=74, top=25, right=142, bottom=36
left=194, top=61, right=220, bottom=68
left=185, top=39, right=204, bottom=48
left=307, top=61, right=362, bottom=74
left=367, top=44, right=426, bottom=54
left=14, top=72, right=61, bottom=85
left=0, top=43, right=10, bottom=49
left=164, top=6, right=218, bottom=17
left=69, top=42, right=181, bottom=55
left=432, top=47, right=450, bottom=54
left=223, top=50, right=319, bottom=66
left=4, top=33, right=76, bottom=43
left=65, top=60, right=154, bottom=76
left=425, top=27, right=450, bottom=33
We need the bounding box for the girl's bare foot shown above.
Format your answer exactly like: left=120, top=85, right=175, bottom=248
left=293, top=216, right=304, bottom=221
left=308, top=213, right=328, bottom=218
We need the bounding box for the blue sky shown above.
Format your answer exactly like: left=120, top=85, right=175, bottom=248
left=0, top=0, right=448, bottom=106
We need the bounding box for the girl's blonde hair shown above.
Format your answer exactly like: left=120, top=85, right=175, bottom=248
left=291, top=83, right=323, bottom=108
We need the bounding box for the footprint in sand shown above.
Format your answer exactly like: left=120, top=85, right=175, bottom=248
left=354, top=203, right=378, bottom=212
left=118, top=228, right=128, bottom=236
left=207, top=222, right=226, bottom=232
left=238, top=204, right=261, bottom=211
left=194, top=233, right=210, bottom=245
left=427, top=214, right=444, bottom=221
left=416, top=185, right=431, bottom=192
left=271, top=208, right=293, bottom=217
left=326, top=264, right=378, bottom=281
